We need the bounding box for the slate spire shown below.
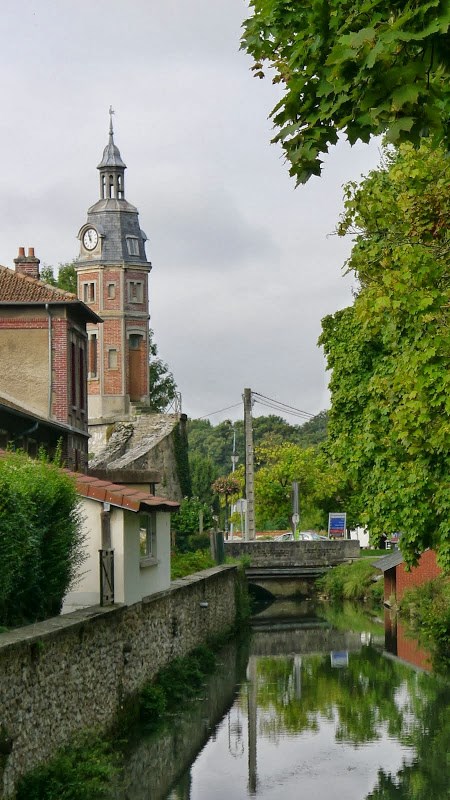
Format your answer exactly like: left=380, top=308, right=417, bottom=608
left=97, top=107, right=127, bottom=199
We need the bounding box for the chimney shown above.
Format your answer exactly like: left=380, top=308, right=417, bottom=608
left=14, top=247, right=40, bottom=280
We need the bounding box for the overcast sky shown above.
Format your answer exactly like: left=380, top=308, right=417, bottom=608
left=0, top=0, right=382, bottom=424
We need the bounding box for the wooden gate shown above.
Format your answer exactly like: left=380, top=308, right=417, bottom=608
left=99, top=549, right=114, bottom=606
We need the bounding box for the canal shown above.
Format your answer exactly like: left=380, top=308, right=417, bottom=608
left=112, top=599, right=450, bottom=800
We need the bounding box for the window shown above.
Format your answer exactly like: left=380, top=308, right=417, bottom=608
left=129, top=333, right=142, bottom=350
left=107, top=282, right=116, bottom=300
left=107, top=349, right=118, bottom=369
left=79, top=344, right=85, bottom=411
left=71, top=342, right=76, bottom=406
left=139, top=513, right=156, bottom=560
left=88, top=333, right=98, bottom=378
left=127, top=237, right=140, bottom=256
left=83, top=282, right=96, bottom=303
left=128, top=280, right=143, bottom=303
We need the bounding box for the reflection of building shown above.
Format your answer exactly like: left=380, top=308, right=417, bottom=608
left=384, top=609, right=431, bottom=671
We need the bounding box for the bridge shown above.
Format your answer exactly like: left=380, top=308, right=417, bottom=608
left=224, top=539, right=360, bottom=597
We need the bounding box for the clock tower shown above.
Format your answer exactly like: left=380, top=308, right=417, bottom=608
left=76, top=109, right=151, bottom=421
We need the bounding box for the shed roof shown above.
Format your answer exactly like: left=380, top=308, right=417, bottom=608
left=70, top=471, right=180, bottom=513
left=371, top=551, right=404, bottom=572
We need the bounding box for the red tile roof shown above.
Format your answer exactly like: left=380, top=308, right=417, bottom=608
left=68, top=470, right=180, bottom=513
left=0, top=265, right=101, bottom=322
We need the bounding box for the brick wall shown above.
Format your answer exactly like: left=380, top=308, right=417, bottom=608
left=396, top=550, right=441, bottom=602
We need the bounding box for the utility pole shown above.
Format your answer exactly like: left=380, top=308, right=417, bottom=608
left=243, top=388, right=256, bottom=540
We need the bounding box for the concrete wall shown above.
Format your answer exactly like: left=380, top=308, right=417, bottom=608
left=0, top=566, right=237, bottom=799
left=225, top=539, right=360, bottom=566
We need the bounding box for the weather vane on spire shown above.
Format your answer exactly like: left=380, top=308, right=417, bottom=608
left=109, top=105, right=115, bottom=136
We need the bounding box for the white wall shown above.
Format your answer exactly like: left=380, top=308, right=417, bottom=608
left=62, top=498, right=172, bottom=612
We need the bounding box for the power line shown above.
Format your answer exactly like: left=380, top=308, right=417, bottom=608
left=253, top=391, right=314, bottom=419
left=253, top=398, right=312, bottom=421
left=196, top=402, right=242, bottom=420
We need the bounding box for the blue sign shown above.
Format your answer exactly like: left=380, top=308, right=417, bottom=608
left=328, top=512, right=347, bottom=538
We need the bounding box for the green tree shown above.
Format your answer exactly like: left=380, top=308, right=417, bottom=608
left=148, top=329, right=178, bottom=412
left=0, top=450, right=84, bottom=626
left=190, top=453, right=219, bottom=505
left=41, top=262, right=77, bottom=293
left=254, top=442, right=343, bottom=531
left=242, top=1, right=450, bottom=183
left=320, top=142, right=450, bottom=569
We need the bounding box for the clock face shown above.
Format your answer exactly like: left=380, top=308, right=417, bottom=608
left=83, top=228, right=98, bottom=251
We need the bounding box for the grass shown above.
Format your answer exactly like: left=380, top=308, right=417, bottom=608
left=171, top=550, right=215, bottom=580
left=316, top=559, right=383, bottom=604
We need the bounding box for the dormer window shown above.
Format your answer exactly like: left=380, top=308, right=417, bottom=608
left=127, top=237, right=140, bottom=256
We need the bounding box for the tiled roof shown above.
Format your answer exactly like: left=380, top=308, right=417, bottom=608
left=0, top=264, right=77, bottom=302
left=70, top=471, right=180, bottom=514
left=0, top=265, right=101, bottom=322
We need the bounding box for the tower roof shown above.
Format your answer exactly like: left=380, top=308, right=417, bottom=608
left=97, top=106, right=126, bottom=169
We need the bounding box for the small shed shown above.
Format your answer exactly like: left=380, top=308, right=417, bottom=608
left=373, top=549, right=441, bottom=606
left=62, top=473, right=179, bottom=612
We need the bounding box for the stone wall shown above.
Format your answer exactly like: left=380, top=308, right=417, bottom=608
left=0, top=566, right=237, bottom=799
left=225, top=540, right=360, bottom=566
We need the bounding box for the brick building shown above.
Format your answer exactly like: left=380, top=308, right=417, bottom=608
left=75, top=110, right=151, bottom=422
left=375, top=548, right=442, bottom=605
left=0, top=251, right=101, bottom=470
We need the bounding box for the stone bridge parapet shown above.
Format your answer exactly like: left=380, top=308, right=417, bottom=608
left=225, top=539, right=360, bottom=568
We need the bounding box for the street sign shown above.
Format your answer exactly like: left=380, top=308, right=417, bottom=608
left=292, top=513, right=300, bottom=526
left=328, top=512, right=347, bottom=539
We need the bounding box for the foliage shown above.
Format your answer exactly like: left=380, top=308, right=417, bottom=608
left=15, top=734, right=116, bottom=800
left=400, top=576, right=450, bottom=673
left=173, top=420, right=192, bottom=498
left=140, top=646, right=217, bottom=726
left=187, top=412, right=328, bottom=477
left=320, top=142, right=450, bottom=569
left=148, top=329, right=178, bottom=413
left=253, top=442, right=345, bottom=531
left=40, top=263, right=77, bottom=294
left=0, top=450, right=84, bottom=627
left=316, top=559, right=383, bottom=604
left=171, top=496, right=212, bottom=551
left=170, top=549, right=215, bottom=580
left=189, top=452, right=219, bottom=505
left=242, top=1, right=450, bottom=184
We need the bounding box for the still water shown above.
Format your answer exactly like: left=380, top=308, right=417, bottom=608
left=114, top=600, right=450, bottom=800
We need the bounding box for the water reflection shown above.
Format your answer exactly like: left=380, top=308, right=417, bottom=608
left=114, top=600, right=449, bottom=800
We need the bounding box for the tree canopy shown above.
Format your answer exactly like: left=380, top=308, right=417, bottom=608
left=148, top=329, right=178, bottom=413
left=187, top=411, right=328, bottom=477
left=242, top=1, right=450, bottom=183
left=320, top=142, right=450, bottom=568
left=40, top=262, right=77, bottom=294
